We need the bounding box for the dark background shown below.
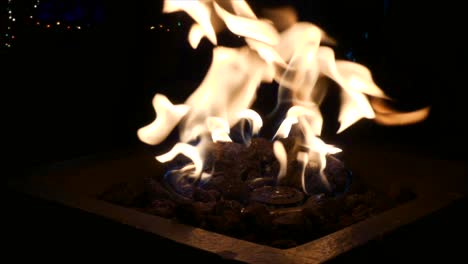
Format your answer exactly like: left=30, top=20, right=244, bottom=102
left=3, top=0, right=468, bottom=262
left=3, top=0, right=467, bottom=171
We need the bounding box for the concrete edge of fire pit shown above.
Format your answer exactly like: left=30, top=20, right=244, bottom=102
left=286, top=192, right=462, bottom=262
left=8, top=148, right=465, bottom=263
left=12, top=180, right=314, bottom=263
left=10, top=178, right=461, bottom=264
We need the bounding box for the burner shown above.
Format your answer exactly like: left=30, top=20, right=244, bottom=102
left=250, top=186, right=304, bottom=205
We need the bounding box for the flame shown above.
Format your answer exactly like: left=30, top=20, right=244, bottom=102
left=230, top=0, right=257, bottom=19
left=180, top=46, right=269, bottom=143
left=206, top=117, right=232, bottom=143
left=163, top=0, right=217, bottom=45
left=214, top=3, right=279, bottom=46
left=156, top=142, right=204, bottom=177
left=137, top=94, right=189, bottom=145
left=261, top=6, right=298, bottom=32
left=236, top=109, right=263, bottom=135
left=371, top=98, right=431, bottom=126
left=296, top=151, right=309, bottom=193
left=274, top=105, right=323, bottom=139
left=188, top=24, right=205, bottom=49
left=139, top=0, right=430, bottom=192
left=273, top=141, right=288, bottom=183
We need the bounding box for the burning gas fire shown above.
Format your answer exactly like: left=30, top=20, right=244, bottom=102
left=138, top=0, right=429, bottom=193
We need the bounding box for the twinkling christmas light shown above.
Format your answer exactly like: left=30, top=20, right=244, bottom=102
left=148, top=21, right=183, bottom=32
left=31, top=0, right=103, bottom=31
left=2, top=0, right=15, bottom=48
left=1, top=0, right=42, bottom=48
left=2, top=0, right=172, bottom=49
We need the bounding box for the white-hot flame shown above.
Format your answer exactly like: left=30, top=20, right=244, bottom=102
left=206, top=117, right=232, bottom=143
left=139, top=0, right=430, bottom=191
left=188, top=24, right=205, bottom=49
left=230, top=0, right=257, bottom=19
left=297, top=151, right=309, bottom=194
left=137, top=94, right=189, bottom=145
left=164, top=0, right=217, bottom=45
left=180, top=46, right=269, bottom=143
left=274, top=105, right=323, bottom=139
left=236, top=109, right=263, bottom=135
left=273, top=141, right=288, bottom=183
left=213, top=3, right=279, bottom=46
left=156, top=143, right=204, bottom=177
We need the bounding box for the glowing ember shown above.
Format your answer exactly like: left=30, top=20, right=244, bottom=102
left=138, top=0, right=429, bottom=191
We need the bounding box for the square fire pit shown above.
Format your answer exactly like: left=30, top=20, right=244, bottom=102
left=10, top=144, right=466, bottom=263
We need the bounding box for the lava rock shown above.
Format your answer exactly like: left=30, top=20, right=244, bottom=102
left=207, top=189, right=221, bottom=201
left=387, top=184, right=417, bottom=204
left=214, top=199, right=243, bottom=216
left=99, top=182, right=140, bottom=207
left=175, top=203, right=205, bottom=226
left=193, top=201, right=216, bottom=214
left=302, top=206, right=324, bottom=227
left=304, top=193, right=326, bottom=209
left=301, top=156, right=350, bottom=195
left=144, top=177, right=171, bottom=201
left=246, top=177, right=275, bottom=191
left=324, top=155, right=350, bottom=193
left=242, top=203, right=273, bottom=234
left=217, top=178, right=248, bottom=201
left=146, top=199, right=176, bottom=218
left=206, top=205, right=243, bottom=235
left=352, top=203, right=371, bottom=221
left=193, top=187, right=217, bottom=203
left=272, top=212, right=307, bottom=228
left=205, top=215, right=229, bottom=232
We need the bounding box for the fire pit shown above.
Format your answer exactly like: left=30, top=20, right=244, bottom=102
left=98, top=138, right=417, bottom=250
left=94, top=0, right=440, bottom=257
left=11, top=144, right=464, bottom=263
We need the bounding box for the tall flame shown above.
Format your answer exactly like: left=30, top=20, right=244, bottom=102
left=139, top=0, right=430, bottom=189
left=273, top=141, right=288, bottom=183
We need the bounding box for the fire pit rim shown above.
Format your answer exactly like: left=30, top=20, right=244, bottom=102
left=9, top=148, right=462, bottom=264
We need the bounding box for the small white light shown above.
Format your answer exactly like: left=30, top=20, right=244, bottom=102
left=12, top=18, right=15, bottom=22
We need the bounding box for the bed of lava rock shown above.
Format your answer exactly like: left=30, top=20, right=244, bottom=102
left=100, top=138, right=415, bottom=249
